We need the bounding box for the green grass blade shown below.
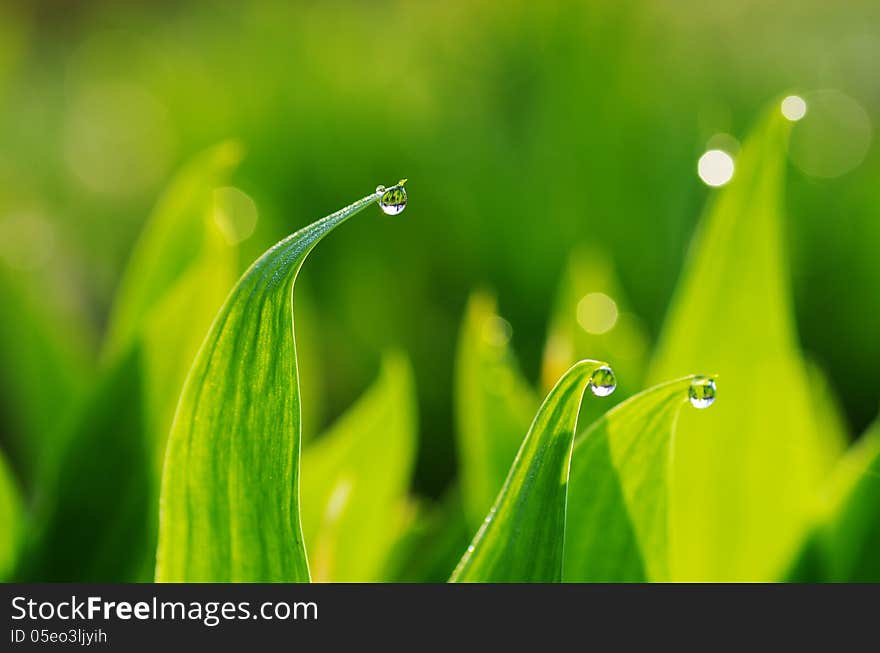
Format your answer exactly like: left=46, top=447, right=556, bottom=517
left=647, top=104, right=835, bottom=580
left=788, top=417, right=880, bottom=581
left=454, top=292, right=537, bottom=530
left=0, top=449, right=23, bottom=580
left=156, top=186, right=387, bottom=582
left=450, top=359, right=610, bottom=582
left=300, top=352, right=417, bottom=582
left=564, top=376, right=705, bottom=582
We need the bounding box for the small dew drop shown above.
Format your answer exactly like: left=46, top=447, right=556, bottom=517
left=377, top=179, right=407, bottom=215
left=688, top=376, right=717, bottom=409
left=588, top=365, right=617, bottom=398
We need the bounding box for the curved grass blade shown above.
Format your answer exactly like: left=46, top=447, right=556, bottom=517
left=0, top=449, right=23, bottom=580
left=455, top=292, right=537, bottom=530
left=787, top=417, right=880, bottom=581
left=301, top=352, right=417, bottom=582
left=157, top=183, right=395, bottom=582
left=648, top=104, right=836, bottom=580
left=564, top=376, right=708, bottom=582
left=18, top=144, right=240, bottom=581
left=450, top=359, right=610, bottom=582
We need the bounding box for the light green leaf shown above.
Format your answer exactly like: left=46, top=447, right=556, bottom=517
left=157, top=184, right=392, bottom=582
left=300, top=352, right=417, bottom=582
left=564, top=376, right=708, bottom=582
left=788, top=417, right=880, bottom=581
left=454, top=292, right=537, bottom=529
left=648, top=105, right=836, bottom=580
left=0, top=448, right=23, bottom=580
left=19, top=144, right=240, bottom=581
left=450, top=359, right=610, bottom=582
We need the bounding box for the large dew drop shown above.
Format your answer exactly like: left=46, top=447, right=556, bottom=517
left=377, top=179, right=407, bottom=215
left=688, top=376, right=716, bottom=409
left=588, top=365, right=617, bottom=397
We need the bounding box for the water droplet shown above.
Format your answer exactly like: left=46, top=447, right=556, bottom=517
left=588, top=365, right=616, bottom=397
left=688, top=376, right=716, bottom=409
left=377, top=179, right=407, bottom=215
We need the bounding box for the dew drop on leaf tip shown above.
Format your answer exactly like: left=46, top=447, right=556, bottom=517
left=688, top=376, right=717, bottom=409
left=376, top=179, right=408, bottom=215
left=588, top=365, right=617, bottom=398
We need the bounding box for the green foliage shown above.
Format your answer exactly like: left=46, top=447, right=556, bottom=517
left=788, top=417, right=880, bottom=581
left=17, top=144, right=240, bottom=581
left=301, top=352, right=417, bottom=582
left=454, top=292, right=537, bottom=530
left=450, top=359, right=609, bottom=582
left=648, top=106, right=841, bottom=581
left=0, top=449, right=23, bottom=580
left=564, top=377, right=705, bottom=582
left=156, top=188, right=381, bottom=582
left=0, top=269, right=91, bottom=482
left=542, top=246, right=649, bottom=396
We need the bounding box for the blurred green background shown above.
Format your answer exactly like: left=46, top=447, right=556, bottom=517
left=1, top=0, right=878, bottom=504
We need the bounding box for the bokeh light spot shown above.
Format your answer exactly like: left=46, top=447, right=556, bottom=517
left=213, top=186, right=259, bottom=245
left=481, top=315, right=513, bottom=348
left=789, top=90, right=872, bottom=178
left=0, top=213, right=57, bottom=271
left=697, top=150, right=735, bottom=187
left=781, top=95, right=807, bottom=121
left=64, top=82, right=173, bottom=196
left=576, top=292, right=619, bottom=335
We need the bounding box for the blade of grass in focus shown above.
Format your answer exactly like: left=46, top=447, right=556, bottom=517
left=450, top=359, right=610, bottom=582
left=157, top=183, right=393, bottom=582
left=301, top=352, right=417, bottom=582
left=564, top=376, right=710, bottom=582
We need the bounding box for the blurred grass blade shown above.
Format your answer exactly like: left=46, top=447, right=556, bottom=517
left=455, top=292, right=537, bottom=529
left=19, top=145, right=240, bottom=581
left=805, top=359, right=850, bottom=464
left=542, top=245, right=649, bottom=395
left=564, top=376, right=705, bottom=582
left=648, top=105, right=835, bottom=580
left=0, top=449, right=23, bottom=580
left=103, top=142, right=244, bottom=359
left=301, top=352, right=417, bottom=582
left=788, top=417, right=880, bottom=581
left=157, top=186, right=386, bottom=582
left=0, top=270, right=92, bottom=481
left=386, top=488, right=472, bottom=582
left=450, top=359, right=609, bottom=582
